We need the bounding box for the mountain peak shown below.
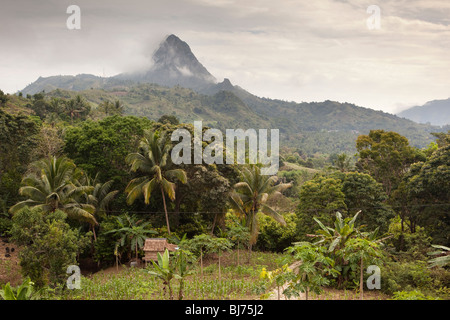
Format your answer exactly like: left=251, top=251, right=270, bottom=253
left=115, top=34, right=216, bottom=90
left=116, top=34, right=215, bottom=90
left=153, top=34, right=197, bottom=66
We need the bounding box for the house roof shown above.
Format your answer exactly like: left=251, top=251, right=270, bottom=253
left=143, top=238, right=178, bottom=252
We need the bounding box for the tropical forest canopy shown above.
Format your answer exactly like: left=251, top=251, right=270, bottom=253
left=0, top=88, right=449, bottom=300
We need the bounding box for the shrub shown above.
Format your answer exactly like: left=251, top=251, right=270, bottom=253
left=387, top=216, right=432, bottom=257
left=255, top=212, right=299, bottom=252
left=10, top=207, right=91, bottom=287
left=94, top=216, right=122, bottom=267
left=0, top=214, right=12, bottom=236
left=391, top=290, right=440, bottom=300
left=381, top=260, right=433, bottom=295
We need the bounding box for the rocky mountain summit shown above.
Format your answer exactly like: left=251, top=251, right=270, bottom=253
left=115, top=34, right=217, bottom=91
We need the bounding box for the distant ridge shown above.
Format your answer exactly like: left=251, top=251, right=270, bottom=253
left=397, top=98, right=450, bottom=126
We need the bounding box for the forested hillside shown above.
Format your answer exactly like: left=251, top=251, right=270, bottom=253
left=16, top=84, right=445, bottom=156
left=1, top=88, right=449, bottom=301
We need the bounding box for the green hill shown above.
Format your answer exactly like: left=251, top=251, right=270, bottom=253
left=38, top=83, right=441, bottom=155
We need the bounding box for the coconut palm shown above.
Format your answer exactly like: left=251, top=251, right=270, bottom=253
left=64, top=96, right=89, bottom=123
left=9, top=156, right=96, bottom=227
left=125, top=130, right=187, bottom=235
left=428, top=245, right=450, bottom=268
left=77, top=173, right=119, bottom=240
left=229, top=165, right=291, bottom=254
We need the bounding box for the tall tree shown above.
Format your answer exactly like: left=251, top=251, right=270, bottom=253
left=173, top=164, right=232, bottom=233
left=229, top=165, right=291, bottom=253
left=0, top=109, right=39, bottom=209
left=296, top=175, right=347, bottom=239
left=330, top=171, right=394, bottom=233
left=125, top=130, right=187, bottom=235
left=356, top=130, right=418, bottom=196
left=393, top=142, right=450, bottom=245
left=63, top=115, right=153, bottom=186
left=0, top=90, right=9, bottom=106
left=331, top=153, right=352, bottom=172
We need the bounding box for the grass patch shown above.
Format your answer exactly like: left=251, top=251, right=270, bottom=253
left=62, top=250, right=290, bottom=300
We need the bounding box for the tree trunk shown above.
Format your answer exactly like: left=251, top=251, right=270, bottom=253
left=211, top=213, right=218, bottom=235
left=237, top=241, right=240, bottom=266
left=305, top=288, right=308, bottom=300
left=360, top=257, right=364, bottom=300
left=133, top=241, right=139, bottom=266
left=92, top=225, right=97, bottom=241
left=168, top=281, right=173, bottom=300
left=178, top=280, right=184, bottom=300
left=218, top=251, right=221, bottom=282
left=160, top=185, right=171, bottom=235
left=173, top=193, right=185, bottom=228
left=200, top=249, right=203, bottom=277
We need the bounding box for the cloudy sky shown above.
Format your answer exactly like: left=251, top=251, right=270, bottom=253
left=1, top=0, right=449, bottom=113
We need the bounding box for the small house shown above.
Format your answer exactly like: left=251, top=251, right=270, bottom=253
left=143, top=238, right=178, bottom=265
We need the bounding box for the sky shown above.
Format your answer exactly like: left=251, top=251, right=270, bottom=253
left=1, top=0, right=449, bottom=114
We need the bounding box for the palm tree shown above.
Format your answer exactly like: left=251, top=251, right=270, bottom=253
left=428, top=245, right=450, bottom=268
left=333, top=153, right=352, bottom=172
left=229, top=165, right=291, bottom=255
left=78, top=173, right=119, bottom=240
left=64, top=95, right=89, bottom=123
left=98, top=100, right=124, bottom=116
left=9, top=156, right=97, bottom=228
left=125, top=130, right=187, bottom=235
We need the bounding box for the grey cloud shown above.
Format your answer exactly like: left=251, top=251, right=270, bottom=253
left=0, top=0, right=449, bottom=113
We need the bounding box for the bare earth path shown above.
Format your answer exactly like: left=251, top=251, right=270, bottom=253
left=267, top=261, right=304, bottom=300
left=266, top=260, right=390, bottom=300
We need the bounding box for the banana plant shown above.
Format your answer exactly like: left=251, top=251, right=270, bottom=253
left=148, top=249, right=176, bottom=300
left=307, top=211, right=361, bottom=288
left=105, top=214, right=157, bottom=264
left=173, top=249, right=195, bottom=300
left=312, top=211, right=361, bottom=252
left=0, top=278, right=40, bottom=300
